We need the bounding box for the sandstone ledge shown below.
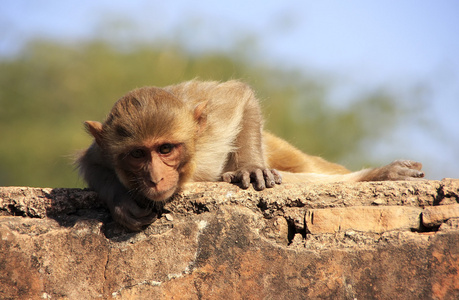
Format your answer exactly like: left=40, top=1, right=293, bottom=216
left=0, top=180, right=458, bottom=299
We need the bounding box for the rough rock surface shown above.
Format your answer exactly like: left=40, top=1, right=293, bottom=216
left=0, top=179, right=458, bottom=299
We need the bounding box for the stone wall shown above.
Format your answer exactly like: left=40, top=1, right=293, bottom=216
left=1, top=180, right=458, bottom=299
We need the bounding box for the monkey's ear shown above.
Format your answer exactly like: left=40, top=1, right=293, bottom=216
left=84, top=121, right=104, bottom=146
left=193, top=101, right=208, bottom=133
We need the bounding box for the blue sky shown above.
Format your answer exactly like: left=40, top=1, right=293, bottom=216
left=1, top=1, right=458, bottom=179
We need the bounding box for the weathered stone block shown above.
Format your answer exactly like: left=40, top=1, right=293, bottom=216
left=423, top=204, right=459, bottom=227
left=305, top=206, right=422, bottom=234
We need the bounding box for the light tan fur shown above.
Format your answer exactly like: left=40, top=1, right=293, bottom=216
left=263, top=132, right=350, bottom=175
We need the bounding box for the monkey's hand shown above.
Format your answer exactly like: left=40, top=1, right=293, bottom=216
left=108, top=195, right=158, bottom=231
left=364, top=160, right=425, bottom=181
left=222, top=167, right=282, bottom=190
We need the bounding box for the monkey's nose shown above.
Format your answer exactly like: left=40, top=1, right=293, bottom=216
left=148, top=178, right=163, bottom=187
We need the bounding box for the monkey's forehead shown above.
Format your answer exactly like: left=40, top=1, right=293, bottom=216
left=107, top=92, right=193, bottom=123
left=102, top=114, right=196, bottom=149
left=105, top=96, right=193, bottom=128
left=116, top=87, right=184, bottom=110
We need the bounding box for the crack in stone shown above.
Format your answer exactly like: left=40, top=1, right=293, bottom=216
left=102, top=246, right=110, bottom=295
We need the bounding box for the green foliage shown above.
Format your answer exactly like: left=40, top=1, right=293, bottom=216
left=0, top=39, right=407, bottom=187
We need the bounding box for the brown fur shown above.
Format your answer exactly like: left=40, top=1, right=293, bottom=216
left=77, top=79, right=424, bottom=230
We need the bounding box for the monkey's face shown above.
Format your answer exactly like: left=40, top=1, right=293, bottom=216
left=85, top=86, right=201, bottom=202
left=115, top=140, right=189, bottom=202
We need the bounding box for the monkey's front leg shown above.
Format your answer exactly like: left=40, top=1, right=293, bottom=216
left=107, top=187, right=159, bottom=231
left=222, top=167, right=282, bottom=190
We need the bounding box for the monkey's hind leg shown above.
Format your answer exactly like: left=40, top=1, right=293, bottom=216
left=279, top=159, right=424, bottom=183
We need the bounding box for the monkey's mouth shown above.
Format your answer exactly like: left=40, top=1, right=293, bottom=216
left=141, top=181, right=178, bottom=202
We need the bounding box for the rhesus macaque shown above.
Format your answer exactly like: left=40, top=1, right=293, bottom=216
left=77, top=80, right=424, bottom=230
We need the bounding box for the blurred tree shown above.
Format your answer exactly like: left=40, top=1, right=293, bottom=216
left=0, top=39, right=412, bottom=188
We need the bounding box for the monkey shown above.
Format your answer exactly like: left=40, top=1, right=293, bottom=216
left=77, top=80, right=424, bottom=231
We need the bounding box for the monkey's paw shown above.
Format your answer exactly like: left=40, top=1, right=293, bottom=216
left=222, top=168, right=282, bottom=190
left=371, top=159, right=425, bottom=181
left=111, top=199, right=158, bottom=231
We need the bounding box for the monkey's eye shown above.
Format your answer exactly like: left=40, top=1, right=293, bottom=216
left=130, top=149, right=146, bottom=159
left=158, top=143, right=174, bottom=155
